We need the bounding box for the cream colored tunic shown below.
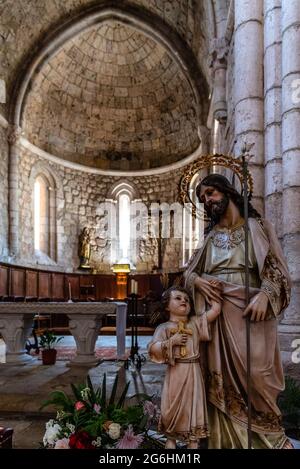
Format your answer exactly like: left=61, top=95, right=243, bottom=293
left=148, top=315, right=210, bottom=442
left=203, top=224, right=260, bottom=288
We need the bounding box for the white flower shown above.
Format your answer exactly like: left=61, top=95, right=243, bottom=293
left=45, top=419, right=55, bottom=429
left=56, top=410, right=65, bottom=420
left=80, top=387, right=90, bottom=401
left=54, top=438, right=70, bottom=449
left=108, top=423, right=121, bottom=440
left=92, top=436, right=102, bottom=447
left=43, top=421, right=62, bottom=447
left=66, top=423, right=75, bottom=434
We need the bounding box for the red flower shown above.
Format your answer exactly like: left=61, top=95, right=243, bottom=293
left=69, top=431, right=95, bottom=450
left=74, top=401, right=85, bottom=411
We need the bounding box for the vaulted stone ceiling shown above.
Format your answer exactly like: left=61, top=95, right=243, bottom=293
left=22, top=21, right=200, bottom=170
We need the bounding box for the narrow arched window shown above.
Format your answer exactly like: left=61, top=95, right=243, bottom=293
left=118, top=193, right=131, bottom=262
left=182, top=172, right=205, bottom=266
left=34, top=176, right=50, bottom=255
left=109, top=182, right=136, bottom=267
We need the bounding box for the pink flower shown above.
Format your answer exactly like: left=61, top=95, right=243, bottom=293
left=93, top=403, right=101, bottom=414
left=116, top=425, right=143, bottom=449
left=75, top=401, right=85, bottom=411
left=143, top=400, right=157, bottom=420
left=54, top=438, right=70, bottom=449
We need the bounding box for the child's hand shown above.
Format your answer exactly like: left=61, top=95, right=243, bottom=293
left=207, top=280, right=223, bottom=308
left=210, top=300, right=222, bottom=315
left=171, top=332, right=188, bottom=346
left=209, top=279, right=222, bottom=291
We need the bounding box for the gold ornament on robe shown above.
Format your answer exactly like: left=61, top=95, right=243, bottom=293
left=78, top=227, right=91, bottom=269
left=170, top=321, right=193, bottom=357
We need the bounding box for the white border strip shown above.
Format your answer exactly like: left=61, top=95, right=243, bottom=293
left=20, top=137, right=202, bottom=176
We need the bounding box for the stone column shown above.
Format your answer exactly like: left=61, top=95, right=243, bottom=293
left=234, top=1, right=264, bottom=214
left=209, top=38, right=228, bottom=154
left=115, top=302, right=127, bottom=360
left=279, top=0, right=300, bottom=376
left=7, top=124, right=22, bottom=257
left=68, top=314, right=102, bottom=365
left=0, top=314, right=34, bottom=364
left=264, top=0, right=282, bottom=237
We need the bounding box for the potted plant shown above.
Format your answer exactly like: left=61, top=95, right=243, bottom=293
left=39, top=330, right=63, bottom=365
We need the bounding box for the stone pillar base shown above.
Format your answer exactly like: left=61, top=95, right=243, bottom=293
left=68, top=354, right=100, bottom=366
left=5, top=352, right=35, bottom=364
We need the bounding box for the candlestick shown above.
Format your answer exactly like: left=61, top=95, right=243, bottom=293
left=68, top=281, right=73, bottom=303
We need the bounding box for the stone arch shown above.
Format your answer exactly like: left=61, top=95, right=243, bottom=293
left=29, top=161, right=63, bottom=262
left=107, top=179, right=140, bottom=201
left=29, top=160, right=62, bottom=195
left=9, top=2, right=208, bottom=128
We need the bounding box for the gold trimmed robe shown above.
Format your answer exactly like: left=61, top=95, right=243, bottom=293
left=184, top=218, right=291, bottom=449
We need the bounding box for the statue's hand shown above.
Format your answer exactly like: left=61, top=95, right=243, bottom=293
left=243, top=291, right=269, bottom=321
left=171, top=333, right=188, bottom=346
left=194, top=276, right=222, bottom=303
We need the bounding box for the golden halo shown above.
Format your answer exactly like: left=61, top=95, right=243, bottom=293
left=178, top=153, right=254, bottom=214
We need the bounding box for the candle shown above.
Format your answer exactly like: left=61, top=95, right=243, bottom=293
left=68, top=281, right=72, bottom=300
left=130, top=279, right=135, bottom=294
left=134, top=280, right=138, bottom=295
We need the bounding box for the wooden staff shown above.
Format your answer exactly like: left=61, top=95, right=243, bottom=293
left=242, top=153, right=252, bottom=449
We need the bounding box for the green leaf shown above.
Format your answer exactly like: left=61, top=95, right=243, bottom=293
left=40, top=391, right=74, bottom=413
left=71, top=383, right=84, bottom=402
left=100, top=374, right=106, bottom=409
left=109, top=374, right=118, bottom=406
left=39, top=330, right=63, bottom=350
left=129, top=392, right=152, bottom=403
left=137, top=414, right=148, bottom=430
left=86, top=375, right=97, bottom=404
left=116, top=381, right=130, bottom=408
left=110, top=408, right=127, bottom=424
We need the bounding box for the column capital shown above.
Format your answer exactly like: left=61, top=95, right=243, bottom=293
left=214, top=109, right=227, bottom=124
left=7, top=124, right=23, bottom=145
left=209, top=37, right=229, bottom=71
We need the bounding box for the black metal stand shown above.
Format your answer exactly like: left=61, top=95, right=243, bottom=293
left=25, top=324, right=39, bottom=355
left=124, top=293, right=146, bottom=370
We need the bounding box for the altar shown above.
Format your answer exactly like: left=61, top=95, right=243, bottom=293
left=0, top=302, right=127, bottom=365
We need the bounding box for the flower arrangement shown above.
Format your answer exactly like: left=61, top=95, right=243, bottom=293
left=41, top=373, right=159, bottom=449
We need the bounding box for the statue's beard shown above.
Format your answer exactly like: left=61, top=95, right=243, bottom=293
left=205, top=193, right=229, bottom=223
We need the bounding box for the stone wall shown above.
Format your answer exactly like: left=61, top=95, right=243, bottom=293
left=18, top=146, right=185, bottom=272
left=0, top=123, right=8, bottom=259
